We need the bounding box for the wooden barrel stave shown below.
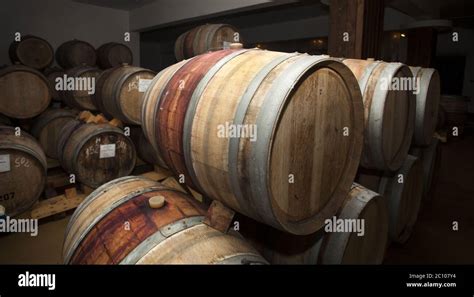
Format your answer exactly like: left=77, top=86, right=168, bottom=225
left=0, top=65, right=51, bottom=119
left=0, top=126, right=47, bottom=216
left=62, top=65, right=101, bottom=111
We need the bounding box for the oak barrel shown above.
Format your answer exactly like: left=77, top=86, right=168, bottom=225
left=44, top=67, right=66, bottom=101
left=95, top=65, right=155, bottom=124
left=30, top=109, right=77, bottom=159
left=358, top=155, right=423, bottom=244
left=62, top=65, right=101, bottom=111
left=409, top=67, right=440, bottom=146
left=0, top=65, right=51, bottom=119
left=0, top=126, right=47, bottom=216
left=129, top=126, right=167, bottom=167
left=240, top=183, right=388, bottom=264
left=56, top=40, right=97, bottom=68
left=96, top=42, right=133, bottom=69
left=142, top=49, right=364, bottom=234
left=63, top=176, right=267, bottom=264
left=174, top=24, right=241, bottom=61
left=57, top=120, right=136, bottom=188
left=342, top=59, right=416, bottom=171
left=9, top=35, right=54, bottom=70
left=440, top=95, right=469, bottom=135
left=410, top=138, right=441, bottom=200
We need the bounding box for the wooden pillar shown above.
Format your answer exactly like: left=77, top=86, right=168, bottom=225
left=406, top=27, right=438, bottom=67
left=328, top=0, right=385, bottom=59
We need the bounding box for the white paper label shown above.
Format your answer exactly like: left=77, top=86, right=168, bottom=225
left=223, top=41, right=231, bottom=49
left=0, top=154, right=11, bottom=172
left=99, top=144, right=116, bottom=159
left=139, top=79, right=153, bottom=93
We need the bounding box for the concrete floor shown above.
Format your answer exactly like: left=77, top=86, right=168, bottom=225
left=0, top=136, right=473, bottom=265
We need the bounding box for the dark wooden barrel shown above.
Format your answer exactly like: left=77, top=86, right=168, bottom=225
left=9, top=35, right=54, bottom=70
left=63, top=176, right=267, bottom=264
left=96, top=42, right=133, bottom=69
left=44, top=67, right=66, bottom=102
left=95, top=65, right=155, bottom=124
left=56, top=40, right=97, bottom=68
left=129, top=126, right=167, bottom=167
left=440, top=95, right=469, bottom=135
left=410, top=138, right=441, bottom=200
left=142, top=49, right=365, bottom=235
left=409, top=67, right=440, bottom=146
left=0, top=126, right=47, bottom=216
left=57, top=120, right=136, bottom=188
left=358, top=155, right=423, bottom=244
left=342, top=59, right=416, bottom=171
left=0, top=114, right=12, bottom=126
left=174, top=24, right=241, bottom=61
left=62, top=65, right=101, bottom=111
left=30, top=109, right=78, bottom=159
left=239, top=183, right=388, bottom=264
left=0, top=65, right=51, bottom=119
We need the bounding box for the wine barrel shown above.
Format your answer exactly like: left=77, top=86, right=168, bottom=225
left=30, top=109, right=77, bottom=159
left=0, top=126, right=47, bottom=216
left=62, top=65, right=101, bottom=111
left=44, top=67, right=66, bottom=101
left=409, top=67, right=440, bottom=146
left=9, top=35, right=54, bottom=70
left=0, top=65, right=51, bottom=119
left=58, top=121, right=136, bottom=188
left=240, top=183, right=388, bottom=264
left=129, top=127, right=167, bottom=167
left=96, top=42, right=133, bottom=69
left=63, top=176, right=267, bottom=264
left=56, top=40, right=97, bottom=68
left=174, top=24, right=241, bottom=61
left=410, top=138, right=441, bottom=200
left=95, top=65, right=155, bottom=124
left=342, top=59, right=416, bottom=171
left=142, top=49, right=364, bottom=235
left=358, top=155, right=423, bottom=244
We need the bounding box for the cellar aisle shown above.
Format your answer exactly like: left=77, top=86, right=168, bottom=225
left=0, top=136, right=473, bottom=265
left=385, top=135, right=474, bottom=264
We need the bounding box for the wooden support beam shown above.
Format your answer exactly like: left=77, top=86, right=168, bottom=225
left=328, top=0, right=384, bottom=59
left=203, top=200, right=235, bottom=234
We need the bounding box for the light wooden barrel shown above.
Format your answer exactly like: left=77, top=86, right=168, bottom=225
left=142, top=49, right=364, bottom=234
left=174, top=24, right=241, bottom=61
left=96, top=65, right=155, bottom=124
left=9, top=35, right=54, bottom=70
left=56, top=40, right=97, bottom=68
left=96, top=42, right=133, bottom=69
left=30, top=109, right=78, bottom=159
left=410, top=138, right=441, bottom=200
left=62, top=65, right=101, bottom=111
left=58, top=121, right=136, bottom=188
left=63, top=176, right=267, bottom=264
left=342, top=59, right=416, bottom=171
left=0, top=65, right=51, bottom=119
left=358, top=155, right=423, bottom=244
left=240, top=183, right=388, bottom=264
left=409, top=67, right=440, bottom=146
left=0, top=126, right=47, bottom=216
left=129, top=126, right=167, bottom=167
left=44, top=67, right=66, bottom=101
